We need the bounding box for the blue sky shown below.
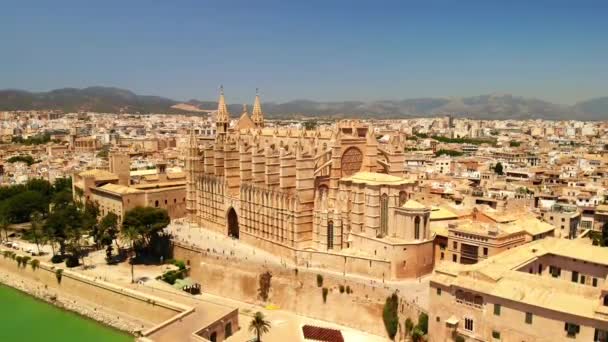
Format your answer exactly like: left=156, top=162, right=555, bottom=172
left=1, top=0, right=606, bottom=104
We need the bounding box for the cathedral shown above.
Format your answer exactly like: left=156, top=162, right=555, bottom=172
left=185, top=88, right=434, bottom=280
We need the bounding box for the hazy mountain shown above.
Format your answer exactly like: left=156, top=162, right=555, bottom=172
left=574, top=97, right=608, bottom=120
left=0, top=87, right=606, bottom=120
left=0, top=87, right=187, bottom=114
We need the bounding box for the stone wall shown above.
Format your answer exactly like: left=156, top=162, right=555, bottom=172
left=0, top=255, right=186, bottom=326
left=175, top=243, right=425, bottom=337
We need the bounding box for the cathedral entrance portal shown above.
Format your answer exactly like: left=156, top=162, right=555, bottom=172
left=227, top=208, right=239, bottom=239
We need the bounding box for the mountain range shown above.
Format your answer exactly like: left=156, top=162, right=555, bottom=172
left=0, top=87, right=606, bottom=120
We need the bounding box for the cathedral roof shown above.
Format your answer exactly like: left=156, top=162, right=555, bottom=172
left=236, top=112, right=255, bottom=130
left=343, top=171, right=415, bottom=186
left=402, top=199, right=427, bottom=210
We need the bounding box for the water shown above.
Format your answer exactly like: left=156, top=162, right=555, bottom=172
left=0, top=284, right=133, bottom=342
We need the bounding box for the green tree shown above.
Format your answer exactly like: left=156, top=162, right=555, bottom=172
left=25, top=179, right=53, bottom=200
left=411, top=327, right=424, bottom=342
left=43, top=202, right=81, bottom=258
left=0, top=210, right=10, bottom=242
left=29, top=211, right=45, bottom=254
left=3, top=191, right=48, bottom=223
left=382, top=292, right=399, bottom=340
left=122, top=206, right=170, bottom=253
left=53, top=177, right=72, bottom=193
left=303, top=120, right=318, bottom=130
left=98, top=212, right=119, bottom=263
left=7, top=155, right=36, bottom=166
left=602, top=222, right=608, bottom=247
left=405, top=318, right=414, bottom=336
left=417, top=312, right=428, bottom=335
left=121, top=222, right=140, bottom=283
left=494, top=162, right=504, bottom=175
left=249, top=311, right=271, bottom=342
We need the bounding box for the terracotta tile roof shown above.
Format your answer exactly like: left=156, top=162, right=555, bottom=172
left=302, top=325, right=344, bottom=342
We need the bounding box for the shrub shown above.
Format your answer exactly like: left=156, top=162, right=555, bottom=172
left=339, top=285, right=345, bottom=294
left=65, top=256, right=79, bottom=268
left=316, top=274, right=323, bottom=287
left=15, top=256, right=23, bottom=267
left=50, top=255, right=64, bottom=264
left=412, top=327, right=424, bottom=342
left=31, top=259, right=40, bottom=271
left=172, top=259, right=186, bottom=271
left=382, top=292, right=399, bottom=340
left=21, top=256, right=31, bottom=267
left=454, top=336, right=465, bottom=342
left=417, top=312, right=429, bottom=335
left=55, top=269, right=63, bottom=284
left=405, top=318, right=414, bottom=335
left=160, top=269, right=185, bottom=285
left=258, top=271, right=272, bottom=302
left=322, top=287, right=329, bottom=303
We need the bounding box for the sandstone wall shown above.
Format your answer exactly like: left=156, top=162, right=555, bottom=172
left=0, top=255, right=185, bottom=325
left=175, top=244, right=425, bottom=337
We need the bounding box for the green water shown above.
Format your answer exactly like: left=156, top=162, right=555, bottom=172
left=0, top=284, right=133, bottom=342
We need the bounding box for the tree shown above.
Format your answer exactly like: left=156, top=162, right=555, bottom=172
left=98, top=212, right=119, bottom=263
left=382, top=292, right=399, bottom=340
left=411, top=327, right=424, bottom=342
left=249, top=311, right=271, bottom=342
left=122, top=207, right=170, bottom=250
left=405, top=318, right=414, bottom=336
left=494, top=162, right=504, bottom=175
left=0, top=211, right=10, bottom=242
left=417, top=312, right=428, bottom=335
left=3, top=191, right=48, bottom=223
left=53, top=177, right=72, bottom=193
left=602, top=222, right=608, bottom=247
left=303, top=120, right=317, bottom=130
left=29, top=211, right=45, bottom=254
left=121, top=223, right=139, bottom=283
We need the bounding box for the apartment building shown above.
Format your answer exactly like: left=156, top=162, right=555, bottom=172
left=429, top=238, right=608, bottom=341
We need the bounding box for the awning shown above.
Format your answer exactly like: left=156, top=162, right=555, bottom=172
left=445, top=316, right=459, bottom=326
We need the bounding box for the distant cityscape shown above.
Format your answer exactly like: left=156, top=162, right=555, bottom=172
left=0, top=85, right=607, bottom=341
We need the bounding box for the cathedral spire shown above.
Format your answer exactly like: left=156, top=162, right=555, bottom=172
left=216, top=85, right=230, bottom=123
left=251, top=88, right=264, bottom=128
left=215, top=85, right=230, bottom=134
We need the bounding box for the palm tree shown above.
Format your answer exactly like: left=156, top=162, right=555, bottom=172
left=249, top=311, right=271, bottom=342
left=0, top=215, right=10, bottom=242
left=121, top=224, right=139, bottom=283
left=30, top=211, right=44, bottom=254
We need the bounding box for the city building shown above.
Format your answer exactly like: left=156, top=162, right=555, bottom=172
left=429, top=238, right=608, bottom=341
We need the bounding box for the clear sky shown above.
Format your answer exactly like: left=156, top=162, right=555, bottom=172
left=1, top=0, right=606, bottom=104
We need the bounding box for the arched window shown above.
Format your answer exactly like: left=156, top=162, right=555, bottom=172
left=155, top=200, right=159, bottom=207
left=327, top=220, right=334, bottom=249
left=380, top=194, right=389, bottom=237
left=604, top=296, right=608, bottom=306
left=414, top=216, right=421, bottom=239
